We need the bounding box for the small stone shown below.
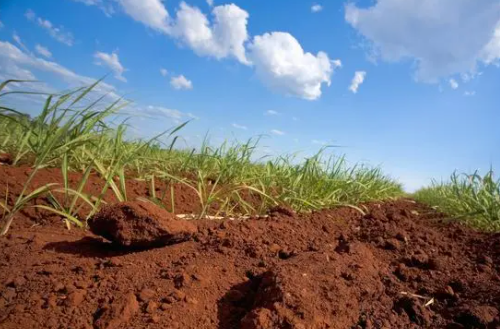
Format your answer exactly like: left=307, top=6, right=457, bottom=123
left=384, top=238, right=402, bottom=251
left=65, top=290, right=86, bottom=307
left=146, top=301, right=158, bottom=314
left=138, top=288, right=156, bottom=302
left=269, top=244, right=281, bottom=254
left=53, top=282, right=65, bottom=292
left=174, top=273, right=192, bottom=288
left=185, top=296, right=198, bottom=305
left=94, top=292, right=139, bottom=329
left=150, top=315, right=160, bottom=323
left=74, top=280, right=88, bottom=289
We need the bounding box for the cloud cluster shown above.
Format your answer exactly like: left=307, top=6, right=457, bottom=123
left=168, top=2, right=250, bottom=64
left=170, top=75, right=193, bottom=90
left=35, top=44, right=52, bottom=58
left=345, top=0, right=500, bottom=81
left=25, top=10, right=74, bottom=46
left=76, top=0, right=338, bottom=100
left=249, top=32, right=340, bottom=100
left=94, top=51, right=127, bottom=82
left=311, top=5, right=323, bottom=13
left=0, top=40, right=116, bottom=95
left=136, top=105, right=196, bottom=124
left=349, top=71, right=366, bottom=93
left=232, top=123, right=247, bottom=130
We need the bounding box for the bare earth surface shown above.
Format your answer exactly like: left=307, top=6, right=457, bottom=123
left=0, top=165, right=500, bottom=328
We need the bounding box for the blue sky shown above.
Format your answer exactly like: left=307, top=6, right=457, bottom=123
left=0, top=0, right=499, bottom=191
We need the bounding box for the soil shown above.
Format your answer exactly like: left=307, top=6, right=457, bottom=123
left=88, top=201, right=197, bottom=248
left=0, top=164, right=500, bottom=328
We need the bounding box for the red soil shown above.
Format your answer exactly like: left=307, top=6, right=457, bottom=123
left=0, top=164, right=500, bottom=328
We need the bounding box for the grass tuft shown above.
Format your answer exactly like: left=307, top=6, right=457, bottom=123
left=414, top=170, right=500, bottom=231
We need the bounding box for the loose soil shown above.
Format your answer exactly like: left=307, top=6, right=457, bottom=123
left=0, top=165, right=500, bottom=328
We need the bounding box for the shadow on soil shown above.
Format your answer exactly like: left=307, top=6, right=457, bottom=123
left=43, top=237, right=139, bottom=258
left=217, top=272, right=264, bottom=329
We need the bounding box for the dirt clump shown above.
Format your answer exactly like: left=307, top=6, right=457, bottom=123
left=88, top=201, right=197, bottom=248
left=0, top=153, right=12, bottom=165
left=94, top=292, right=140, bottom=329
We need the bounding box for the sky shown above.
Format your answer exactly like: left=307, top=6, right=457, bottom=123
left=0, top=0, right=499, bottom=191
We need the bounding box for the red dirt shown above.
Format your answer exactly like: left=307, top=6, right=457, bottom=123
left=0, top=165, right=500, bottom=328
left=88, top=201, right=197, bottom=248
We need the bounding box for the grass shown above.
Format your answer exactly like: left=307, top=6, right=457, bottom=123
left=0, top=80, right=404, bottom=234
left=414, top=170, right=500, bottom=231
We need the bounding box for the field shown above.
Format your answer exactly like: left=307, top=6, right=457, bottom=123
left=0, top=82, right=499, bottom=328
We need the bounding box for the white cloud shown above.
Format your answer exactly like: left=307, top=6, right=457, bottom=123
left=136, top=105, right=194, bottom=123
left=312, top=139, right=327, bottom=146
left=449, top=78, right=459, bottom=89
left=311, top=5, right=323, bottom=13
left=160, top=68, right=168, bottom=76
left=265, top=110, right=279, bottom=116
left=232, top=123, right=247, bottom=130
left=0, top=40, right=117, bottom=96
left=35, top=44, right=52, bottom=58
left=482, top=22, right=500, bottom=64
left=25, top=10, right=74, bottom=46
left=270, top=129, right=285, bottom=136
left=169, top=2, right=250, bottom=64
left=248, top=32, right=340, bottom=100
left=12, top=32, right=29, bottom=53
left=345, top=0, right=500, bottom=82
left=464, top=90, right=476, bottom=96
left=94, top=51, right=127, bottom=82
left=170, top=74, right=193, bottom=90
left=115, top=1, right=250, bottom=64
left=207, top=0, right=214, bottom=7
left=70, top=0, right=115, bottom=17
left=117, top=0, right=169, bottom=32
left=349, top=71, right=366, bottom=93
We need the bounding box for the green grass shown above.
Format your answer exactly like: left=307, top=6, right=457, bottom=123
left=414, top=170, right=500, bottom=231
left=0, top=80, right=404, bottom=234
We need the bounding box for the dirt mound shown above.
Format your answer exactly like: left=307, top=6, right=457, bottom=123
left=88, top=201, right=197, bottom=248
left=1, top=198, right=500, bottom=328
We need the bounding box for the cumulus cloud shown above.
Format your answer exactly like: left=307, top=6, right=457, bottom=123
left=117, top=0, right=169, bottom=32
left=248, top=32, right=340, bottom=100
left=449, top=78, right=459, bottom=89
left=25, top=9, right=74, bottom=46
left=270, top=129, right=285, bottom=136
left=114, top=1, right=249, bottom=64
left=311, top=5, right=323, bottom=13
left=232, top=123, right=247, bottom=130
left=160, top=68, right=168, bottom=76
left=170, top=74, right=193, bottom=90
left=345, top=0, right=500, bottom=81
left=168, top=2, right=250, bottom=64
left=349, top=71, right=366, bottom=93
left=94, top=51, right=127, bottom=82
left=207, top=0, right=214, bottom=7
left=35, top=44, right=52, bottom=58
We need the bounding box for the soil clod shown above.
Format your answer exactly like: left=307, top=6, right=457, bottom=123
left=88, top=201, right=197, bottom=248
